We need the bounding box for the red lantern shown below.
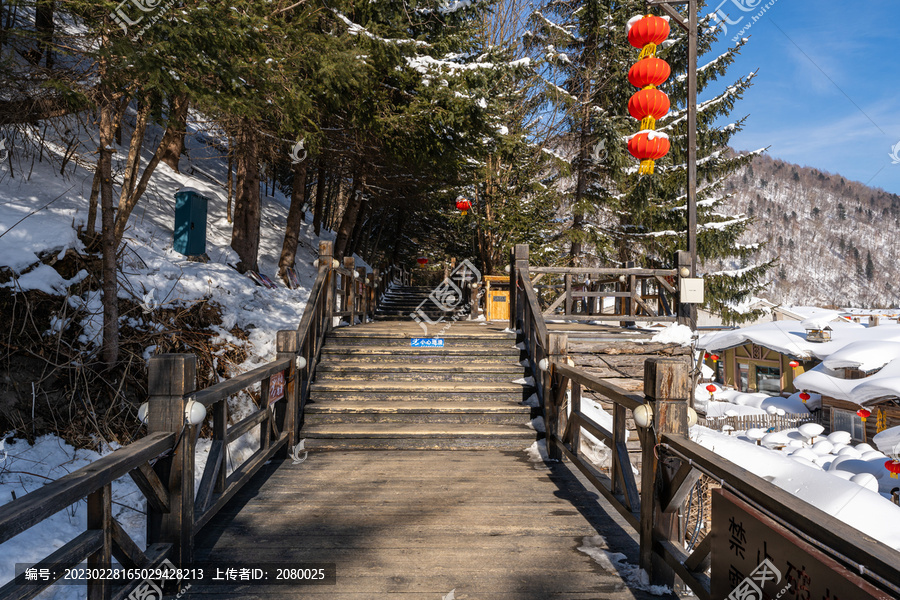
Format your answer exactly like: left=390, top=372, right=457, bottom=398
left=456, top=198, right=472, bottom=216
left=627, top=131, right=670, bottom=175
left=857, top=408, right=871, bottom=422
left=799, top=392, right=811, bottom=403
left=705, top=384, right=717, bottom=394
left=628, top=15, right=670, bottom=55
left=628, top=88, right=670, bottom=129
left=417, top=257, right=428, bottom=266
left=628, top=57, right=671, bottom=89
left=789, top=360, right=800, bottom=368
left=711, top=354, right=720, bottom=361
left=704, top=353, right=711, bottom=359
left=885, top=459, right=900, bottom=479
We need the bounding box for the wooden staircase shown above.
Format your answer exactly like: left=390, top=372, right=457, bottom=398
left=303, top=317, right=537, bottom=450
left=373, top=284, right=470, bottom=321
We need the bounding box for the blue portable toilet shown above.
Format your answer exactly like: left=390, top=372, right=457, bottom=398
left=173, top=189, right=209, bottom=256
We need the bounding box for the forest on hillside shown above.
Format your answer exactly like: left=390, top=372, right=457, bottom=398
left=711, top=154, right=900, bottom=308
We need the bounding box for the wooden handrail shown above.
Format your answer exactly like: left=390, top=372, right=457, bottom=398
left=661, top=433, right=900, bottom=590
left=529, top=266, right=677, bottom=276
left=188, top=357, right=292, bottom=406
left=0, top=432, right=175, bottom=544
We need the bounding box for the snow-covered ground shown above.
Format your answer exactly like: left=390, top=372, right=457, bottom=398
left=0, top=113, right=366, bottom=595
left=691, top=424, right=900, bottom=552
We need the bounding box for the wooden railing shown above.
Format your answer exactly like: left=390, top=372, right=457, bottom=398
left=0, top=433, right=176, bottom=599
left=698, top=412, right=816, bottom=433
left=0, top=240, right=401, bottom=599
left=509, top=243, right=900, bottom=600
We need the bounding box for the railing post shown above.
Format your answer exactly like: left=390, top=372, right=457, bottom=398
left=319, top=241, right=334, bottom=331
left=276, top=330, right=300, bottom=457
left=640, top=357, right=690, bottom=587
left=87, top=483, right=112, bottom=600
left=545, top=332, right=567, bottom=461
left=343, top=256, right=356, bottom=324
left=372, top=267, right=380, bottom=305
left=676, top=250, right=696, bottom=329
left=147, top=354, right=197, bottom=567
left=357, top=267, right=367, bottom=321
left=511, top=245, right=528, bottom=331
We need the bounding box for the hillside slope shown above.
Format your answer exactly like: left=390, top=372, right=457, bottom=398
left=710, top=154, right=900, bottom=308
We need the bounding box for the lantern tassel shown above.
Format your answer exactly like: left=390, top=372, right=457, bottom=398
left=638, top=43, right=657, bottom=59
left=461, top=210, right=467, bottom=216
left=640, top=116, right=656, bottom=130
left=639, top=159, right=655, bottom=175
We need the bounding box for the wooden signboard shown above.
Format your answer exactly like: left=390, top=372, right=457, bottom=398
left=268, top=371, right=285, bottom=404
left=711, top=489, right=891, bottom=600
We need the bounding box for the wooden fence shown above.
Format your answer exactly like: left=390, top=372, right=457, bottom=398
left=699, top=412, right=817, bottom=433
left=516, top=250, right=693, bottom=324
left=0, top=241, right=403, bottom=600
left=510, top=243, right=900, bottom=599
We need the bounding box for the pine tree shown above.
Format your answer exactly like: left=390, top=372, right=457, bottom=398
left=530, top=0, right=772, bottom=324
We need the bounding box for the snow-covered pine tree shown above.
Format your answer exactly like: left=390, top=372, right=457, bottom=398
left=529, top=0, right=772, bottom=323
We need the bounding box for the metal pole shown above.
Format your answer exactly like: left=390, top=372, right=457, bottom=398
left=647, top=0, right=697, bottom=276
left=687, top=0, right=698, bottom=276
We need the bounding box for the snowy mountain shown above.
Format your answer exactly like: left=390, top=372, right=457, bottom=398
left=711, top=154, right=900, bottom=308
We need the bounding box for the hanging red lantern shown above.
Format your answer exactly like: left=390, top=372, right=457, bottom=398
left=885, top=459, right=900, bottom=479
left=628, top=88, right=670, bottom=130
left=417, top=257, right=428, bottom=266
left=626, top=14, right=671, bottom=175
left=456, top=198, right=472, bottom=216
left=799, top=392, right=811, bottom=403
left=711, top=354, right=720, bottom=361
left=705, top=384, right=717, bottom=394
left=627, top=15, right=670, bottom=57
left=857, top=408, right=871, bottom=422
left=789, top=360, right=800, bottom=368
left=628, top=57, right=671, bottom=89
left=704, top=353, right=711, bottom=359
left=627, top=131, right=670, bottom=175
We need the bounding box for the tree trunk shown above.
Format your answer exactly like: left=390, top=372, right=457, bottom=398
left=226, top=137, right=234, bottom=223
left=333, top=174, right=364, bottom=260
left=86, top=166, right=101, bottom=238
left=98, top=88, right=119, bottom=367
left=230, top=121, right=261, bottom=273
left=112, top=96, right=168, bottom=244
left=277, top=158, right=309, bottom=279
left=312, top=154, right=327, bottom=236
left=158, top=93, right=189, bottom=173
left=346, top=202, right=368, bottom=259
left=35, top=0, right=54, bottom=68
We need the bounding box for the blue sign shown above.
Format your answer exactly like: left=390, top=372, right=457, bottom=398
left=411, top=338, right=444, bottom=347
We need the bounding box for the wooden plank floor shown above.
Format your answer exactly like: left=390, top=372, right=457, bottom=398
left=190, top=450, right=677, bottom=599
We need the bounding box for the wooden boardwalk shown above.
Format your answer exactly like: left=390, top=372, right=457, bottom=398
left=190, top=450, right=677, bottom=599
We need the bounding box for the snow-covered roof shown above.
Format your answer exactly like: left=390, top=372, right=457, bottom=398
left=794, top=357, right=900, bottom=406
left=699, top=319, right=900, bottom=360
left=822, top=341, right=900, bottom=372
left=800, top=311, right=840, bottom=331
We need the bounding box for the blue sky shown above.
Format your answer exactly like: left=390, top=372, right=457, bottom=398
left=705, top=0, right=900, bottom=194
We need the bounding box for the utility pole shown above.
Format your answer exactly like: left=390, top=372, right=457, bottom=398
left=647, top=0, right=697, bottom=276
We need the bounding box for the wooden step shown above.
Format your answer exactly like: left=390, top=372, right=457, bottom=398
left=301, top=423, right=536, bottom=450
left=321, top=346, right=520, bottom=357
left=304, top=402, right=532, bottom=425
left=316, top=363, right=523, bottom=382
left=324, top=337, right=514, bottom=348
left=307, top=391, right=526, bottom=402
left=310, top=381, right=529, bottom=394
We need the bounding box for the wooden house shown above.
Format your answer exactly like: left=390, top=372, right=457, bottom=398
left=702, top=341, right=811, bottom=396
